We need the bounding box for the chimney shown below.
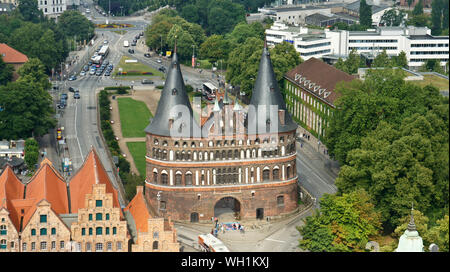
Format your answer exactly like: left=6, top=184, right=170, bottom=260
left=136, top=186, right=143, bottom=194
left=278, top=109, right=285, bottom=125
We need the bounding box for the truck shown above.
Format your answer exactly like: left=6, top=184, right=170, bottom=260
left=123, top=40, right=129, bottom=47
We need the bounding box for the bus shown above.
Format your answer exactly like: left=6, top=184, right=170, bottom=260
left=98, top=45, right=109, bottom=58
left=203, top=82, right=217, bottom=95
left=198, top=234, right=230, bottom=252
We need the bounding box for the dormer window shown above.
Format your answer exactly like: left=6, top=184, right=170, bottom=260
left=269, top=84, right=275, bottom=92
left=172, top=88, right=178, bottom=95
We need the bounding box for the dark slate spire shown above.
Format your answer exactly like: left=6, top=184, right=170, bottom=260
left=247, top=39, right=297, bottom=134
left=407, top=207, right=417, bottom=232
left=145, top=41, right=200, bottom=137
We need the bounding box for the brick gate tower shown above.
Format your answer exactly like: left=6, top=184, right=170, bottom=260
left=144, top=42, right=299, bottom=222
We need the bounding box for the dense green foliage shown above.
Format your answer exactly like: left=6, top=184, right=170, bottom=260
left=57, top=10, right=95, bottom=42
left=334, top=49, right=365, bottom=74
left=24, top=138, right=39, bottom=169
left=380, top=8, right=406, bottom=27
left=298, top=189, right=382, bottom=252
left=0, top=58, right=55, bottom=140
left=325, top=69, right=449, bottom=231
left=226, top=40, right=302, bottom=97
left=359, top=0, right=372, bottom=27
left=0, top=4, right=94, bottom=73
left=0, top=55, right=14, bottom=85
left=413, top=0, right=424, bottom=16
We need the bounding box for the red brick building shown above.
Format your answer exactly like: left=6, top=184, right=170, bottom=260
left=144, top=42, right=299, bottom=223
left=0, top=43, right=28, bottom=81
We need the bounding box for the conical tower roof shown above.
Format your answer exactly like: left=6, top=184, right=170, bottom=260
left=248, top=40, right=297, bottom=134
left=145, top=42, right=200, bottom=138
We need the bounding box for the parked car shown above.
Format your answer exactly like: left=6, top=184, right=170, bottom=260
left=88, top=60, right=93, bottom=66
left=103, top=40, right=108, bottom=44
left=68, top=75, right=77, bottom=81
left=61, top=93, right=68, bottom=100
left=156, top=59, right=162, bottom=63
left=141, top=79, right=154, bottom=84
left=80, top=71, right=86, bottom=76
left=74, top=91, right=80, bottom=99
left=83, top=65, right=89, bottom=72
left=104, top=71, right=111, bottom=76
left=128, top=49, right=135, bottom=54
left=158, top=66, right=166, bottom=72
left=131, top=41, right=136, bottom=46
left=144, top=53, right=151, bottom=58
left=89, top=68, right=96, bottom=75
left=68, top=87, right=75, bottom=93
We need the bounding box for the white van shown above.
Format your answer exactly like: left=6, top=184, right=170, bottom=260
left=123, top=40, right=129, bottom=47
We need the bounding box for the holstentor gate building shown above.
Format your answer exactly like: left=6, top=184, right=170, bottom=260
left=144, top=42, right=299, bottom=222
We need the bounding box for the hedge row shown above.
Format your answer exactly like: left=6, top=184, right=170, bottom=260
left=98, top=90, right=139, bottom=201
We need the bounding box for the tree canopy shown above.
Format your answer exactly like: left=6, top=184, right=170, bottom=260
left=298, top=189, right=382, bottom=252
left=0, top=55, right=14, bottom=85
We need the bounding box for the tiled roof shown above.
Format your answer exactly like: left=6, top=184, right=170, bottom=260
left=23, top=159, right=69, bottom=228
left=0, top=165, right=25, bottom=231
left=0, top=43, right=28, bottom=64
left=284, top=57, right=357, bottom=106
left=124, top=186, right=151, bottom=233
left=69, top=148, right=121, bottom=214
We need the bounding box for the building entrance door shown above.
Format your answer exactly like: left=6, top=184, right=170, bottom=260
left=256, top=208, right=264, bottom=220
left=214, top=197, right=241, bottom=221
left=190, top=212, right=199, bottom=223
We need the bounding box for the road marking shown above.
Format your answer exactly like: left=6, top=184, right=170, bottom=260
left=74, top=99, right=84, bottom=160
left=265, top=238, right=285, bottom=243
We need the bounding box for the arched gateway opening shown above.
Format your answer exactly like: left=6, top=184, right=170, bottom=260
left=214, top=197, right=241, bottom=221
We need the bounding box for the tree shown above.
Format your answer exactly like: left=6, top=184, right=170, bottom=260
left=298, top=189, right=382, bottom=252
left=58, top=10, right=95, bottom=42
left=0, top=79, right=55, bottom=139
left=199, top=34, right=230, bottom=63
left=407, top=0, right=414, bottom=9
left=180, top=4, right=200, bottom=24
left=206, top=0, right=246, bottom=35
left=413, top=0, right=424, bottom=16
left=425, top=215, right=449, bottom=252
left=17, top=58, right=51, bottom=90
left=392, top=51, right=408, bottom=68
left=431, top=0, right=443, bottom=35
left=24, top=138, right=39, bottom=169
left=17, top=0, right=43, bottom=23
left=333, top=49, right=363, bottom=74
left=226, top=39, right=301, bottom=97
left=443, top=0, right=449, bottom=29
left=380, top=8, right=406, bottom=26
left=166, top=24, right=195, bottom=61
left=360, top=0, right=373, bottom=27
left=0, top=55, right=14, bottom=85
left=372, top=49, right=392, bottom=68
left=227, top=21, right=264, bottom=45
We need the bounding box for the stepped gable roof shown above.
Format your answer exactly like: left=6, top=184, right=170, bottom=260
left=145, top=42, right=200, bottom=138
left=248, top=40, right=297, bottom=134
left=69, top=148, right=121, bottom=215
left=21, top=158, right=69, bottom=228
left=284, top=57, right=356, bottom=106
left=0, top=43, right=28, bottom=64
left=124, top=186, right=154, bottom=234
left=0, top=165, right=25, bottom=232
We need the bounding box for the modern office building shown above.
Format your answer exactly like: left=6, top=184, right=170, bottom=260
left=266, top=23, right=449, bottom=70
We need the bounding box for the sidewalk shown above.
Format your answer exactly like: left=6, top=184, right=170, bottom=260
left=296, top=127, right=340, bottom=176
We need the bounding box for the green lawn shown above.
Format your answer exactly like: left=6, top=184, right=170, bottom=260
left=126, top=141, right=147, bottom=177
left=411, top=74, right=449, bottom=90
left=115, top=56, right=164, bottom=77
left=117, top=97, right=153, bottom=138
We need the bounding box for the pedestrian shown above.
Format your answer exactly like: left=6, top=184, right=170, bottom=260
left=300, top=143, right=303, bottom=148
left=211, top=229, right=214, bottom=235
